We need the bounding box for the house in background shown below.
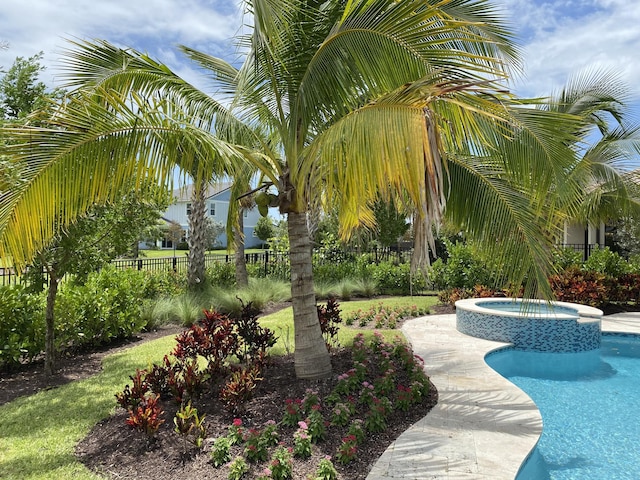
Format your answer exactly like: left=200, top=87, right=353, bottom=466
left=562, top=220, right=606, bottom=260
left=144, top=183, right=264, bottom=250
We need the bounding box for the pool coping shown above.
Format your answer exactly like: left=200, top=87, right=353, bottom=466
left=366, top=312, right=640, bottom=480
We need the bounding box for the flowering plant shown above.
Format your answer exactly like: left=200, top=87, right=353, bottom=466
left=347, top=418, right=366, bottom=443
left=257, top=468, right=272, bottom=480
left=374, top=369, right=396, bottom=396
left=365, top=397, right=388, bottom=433
left=228, top=456, right=248, bottom=480
left=227, top=417, right=244, bottom=445
left=334, top=369, right=358, bottom=395
left=244, top=427, right=268, bottom=462
left=306, top=405, right=327, bottom=443
left=261, top=419, right=279, bottom=447
left=269, top=446, right=293, bottom=480
left=336, top=434, right=358, bottom=464
left=282, top=398, right=303, bottom=426
left=210, top=436, right=231, bottom=467
left=293, top=421, right=312, bottom=458
left=395, top=384, right=413, bottom=411
left=315, top=456, right=339, bottom=480
left=302, top=388, right=320, bottom=412
left=359, top=381, right=376, bottom=406
left=330, top=402, right=351, bottom=427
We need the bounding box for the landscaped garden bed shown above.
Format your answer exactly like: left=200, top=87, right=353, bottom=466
left=0, top=296, right=439, bottom=480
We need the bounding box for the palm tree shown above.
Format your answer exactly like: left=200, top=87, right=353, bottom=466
left=543, top=69, right=640, bottom=227
left=1, top=0, right=582, bottom=379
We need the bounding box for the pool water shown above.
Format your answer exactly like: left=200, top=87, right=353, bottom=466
left=476, top=300, right=578, bottom=316
left=486, top=334, right=640, bottom=479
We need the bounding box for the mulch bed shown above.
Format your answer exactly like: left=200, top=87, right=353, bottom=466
left=1, top=303, right=443, bottom=479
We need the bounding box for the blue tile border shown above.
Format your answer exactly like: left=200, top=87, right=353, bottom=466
left=456, top=298, right=602, bottom=352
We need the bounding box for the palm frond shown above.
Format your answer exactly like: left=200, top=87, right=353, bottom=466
left=0, top=88, right=244, bottom=269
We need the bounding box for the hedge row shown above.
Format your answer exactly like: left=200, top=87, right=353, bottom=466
left=0, top=266, right=184, bottom=370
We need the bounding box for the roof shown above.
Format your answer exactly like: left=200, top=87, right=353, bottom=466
left=171, top=182, right=232, bottom=202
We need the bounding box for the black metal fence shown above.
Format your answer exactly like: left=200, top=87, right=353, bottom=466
left=0, top=246, right=413, bottom=287
left=2, top=243, right=604, bottom=287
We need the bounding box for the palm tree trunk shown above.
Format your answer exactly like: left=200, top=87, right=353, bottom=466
left=234, top=210, right=249, bottom=287
left=287, top=210, right=331, bottom=379
left=187, top=179, right=207, bottom=289
left=44, top=271, right=58, bottom=376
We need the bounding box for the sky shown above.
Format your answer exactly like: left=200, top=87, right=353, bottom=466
left=1, top=0, right=640, bottom=162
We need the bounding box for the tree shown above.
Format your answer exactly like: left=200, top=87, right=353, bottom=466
left=0, top=52, right=53, bottom=120
left=203, top=217, right=225, bottom=249
left=164, top=221, right=185, bottom=256
left=27, top=183, right=170, bottom=374
left=542, top=70, right=640, bottom=227
left=1, top=0, right=583, bottom=379
left=254, top=216, right=275, bottom=246
left=373, top=199, right=410, bottom=248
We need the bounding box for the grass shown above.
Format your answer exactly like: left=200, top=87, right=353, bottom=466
left=262, top=296, right=439, bottom=356
left=0, top=295, right=438, bottom=480
left=0, top=335, right=177, bottom=480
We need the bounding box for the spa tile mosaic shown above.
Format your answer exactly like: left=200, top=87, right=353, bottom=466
left=456, top=310, right=600, bottom=352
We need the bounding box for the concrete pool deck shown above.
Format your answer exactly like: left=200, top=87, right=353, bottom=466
left=367, top=312, right=640, bottom=480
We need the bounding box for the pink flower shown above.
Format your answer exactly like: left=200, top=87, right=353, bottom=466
left=298, top=421, right=308, bottom=430
left=233, top=418, right=242, bottom=427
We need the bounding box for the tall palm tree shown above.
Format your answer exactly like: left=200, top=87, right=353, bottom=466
left=1, top=0, right=582, bottom=379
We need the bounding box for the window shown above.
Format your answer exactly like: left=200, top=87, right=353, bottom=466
left=210, top=203, right=216, bottom=216
left=186, top=203, right=191, bottom=216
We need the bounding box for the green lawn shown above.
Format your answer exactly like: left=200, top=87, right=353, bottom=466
left=0, top=295, right=438, bottom=479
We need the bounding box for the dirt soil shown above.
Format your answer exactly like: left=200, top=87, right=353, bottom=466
left=0, top=307, right=440, bottom=480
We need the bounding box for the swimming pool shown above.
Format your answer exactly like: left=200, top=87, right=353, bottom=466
left=486, top=333, right=640, bottom=479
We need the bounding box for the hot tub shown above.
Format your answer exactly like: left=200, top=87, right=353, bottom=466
left=455, top=297, right=603, bottom=352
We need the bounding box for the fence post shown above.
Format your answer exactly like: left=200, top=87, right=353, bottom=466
left=264, top=251, right=269, bottom=276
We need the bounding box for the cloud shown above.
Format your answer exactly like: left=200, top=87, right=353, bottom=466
left=499, top=0, right=640, bottom=99
left=0, top=0, right=243, bottom=87
left=2, top=0, right=639, bottom=107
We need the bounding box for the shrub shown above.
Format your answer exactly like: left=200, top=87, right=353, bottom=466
left=0, top=285, right=45, bottom=369
left=206, top=261, right=236, bottom=288
left=141, top=269, right=186, bottom=299
left=611, top=273, right=640, bottom=303
left=362, top=261, right=425, bottom=295
left=173, top=401, right=207, bottom=451
left=583, top=247, right=629, bottom=277
left=317, top=298, right=342, bottom=351
left=125, top=393, right=165, bottom=440
left=549, top=267, right=609, bottom=307
left=219, top=365, right=263, bottom=414
left=55, top=266, right=148, bottom=351
left=552, top=247, right=583, bottom=271
left=428, top=240, right=491, bottom=290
